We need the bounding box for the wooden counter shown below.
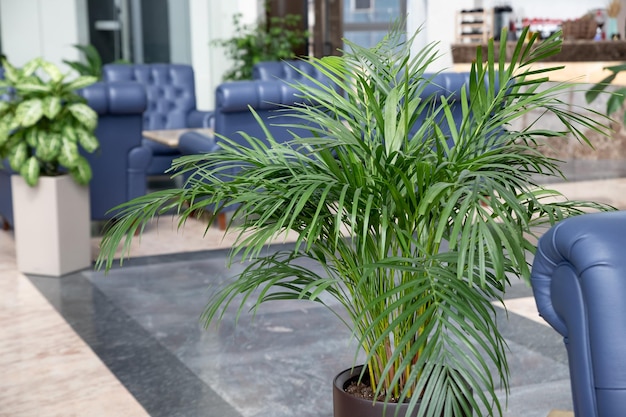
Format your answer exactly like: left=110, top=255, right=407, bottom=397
left=451, top=41, right=626, bottom=84
left=452, top=40, right=626, bottom=63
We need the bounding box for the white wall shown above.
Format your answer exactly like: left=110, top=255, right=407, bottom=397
left=0, top=0, right=84, bottom=68
left=408, top=0, right=473, bottom=71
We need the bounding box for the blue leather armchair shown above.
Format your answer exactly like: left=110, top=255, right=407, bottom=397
left=213, top=78, right=320, bottom=146
left=102, top=63, right=212, bottom=176
left=177, top=78, right=319, bottom=229
left=0, top=80, right=150, bottom=229
left=178, top=76, right=324, bottom=163
left=531, top=211, right=626, bottom=417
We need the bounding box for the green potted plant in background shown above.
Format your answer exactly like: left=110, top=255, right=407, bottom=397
left=214, top=8, right=308, bottom=81
left=62, top=43, right=131, bottom=80
left=62, top=44, right=103, bottom=79
left=586, top=62, right=626, bottom=123
left=97, top=26, right=613, bottom=416
left=0, top=57, right=99, bottom=276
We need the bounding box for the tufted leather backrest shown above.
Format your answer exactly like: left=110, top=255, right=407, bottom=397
left=214, top=79, right=319, bottom=148
left=102, top=63, right=198, bottom=130
left=531, top=211, right=626, bottom=417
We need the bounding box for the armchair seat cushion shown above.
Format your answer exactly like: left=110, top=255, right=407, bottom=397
left=142, top=139, right=181, bottom=155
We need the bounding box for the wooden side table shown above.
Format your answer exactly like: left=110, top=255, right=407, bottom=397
left=142, top=128, right=214, bottom=147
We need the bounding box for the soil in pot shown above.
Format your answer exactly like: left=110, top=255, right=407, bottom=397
left=333, top=365, right=471, bottom=417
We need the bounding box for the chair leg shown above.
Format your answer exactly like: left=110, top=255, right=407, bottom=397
left=217, top=212, right=227, bottom=231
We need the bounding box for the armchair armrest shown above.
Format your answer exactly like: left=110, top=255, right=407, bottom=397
left=126, top=145, right=153, bottom=204
left=187, top=109, right=214, bottom=128
left=178, top=131, right=219, bottom=155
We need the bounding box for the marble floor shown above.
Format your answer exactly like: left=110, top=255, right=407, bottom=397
left=3, top=161, right=626, bottom=417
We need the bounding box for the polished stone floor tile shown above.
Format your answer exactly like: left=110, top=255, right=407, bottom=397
left=0, top=268, right=149, bottom=417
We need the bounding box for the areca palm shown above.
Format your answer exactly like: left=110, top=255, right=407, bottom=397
left=97, top=27, right=613, bottom=417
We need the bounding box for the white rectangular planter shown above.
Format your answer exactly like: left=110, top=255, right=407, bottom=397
left=11, top=175, right=92, bottom=276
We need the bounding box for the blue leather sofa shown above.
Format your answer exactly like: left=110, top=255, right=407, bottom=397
left=0, top=80, right=151, bottom=229
left=531, top=210, right=626, bottom=417
left=102, top=63, right=212, bottom=177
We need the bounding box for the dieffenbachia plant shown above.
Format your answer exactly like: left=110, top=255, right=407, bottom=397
left=0, top=57, right=99, bottom=186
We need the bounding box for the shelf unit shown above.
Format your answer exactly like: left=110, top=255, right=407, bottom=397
left=456, top=8, right=493, bottom=44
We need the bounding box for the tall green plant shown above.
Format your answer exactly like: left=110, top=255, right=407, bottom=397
left=0, top=57, right=99, bottom=186
left=214, top=12, right=308, bottom=81
left=97, top=27, right=613, bottom=417
left=586, top=63, right=626, bottom=123
left=63, top=44, right=103, bottom=79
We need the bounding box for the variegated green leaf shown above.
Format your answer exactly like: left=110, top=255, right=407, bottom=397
left=40, top=60, right=64, bottom=82
left=16, top=99, right=44, bottom=127
left=1, top=59, right=20, bottom=83
left=36, top=133, right=62, bottom=162
left=16, top=82, right=50, bottom=94
left=0, top=101, right=10, bottom=116
left=0, top=120, right=10, bottom=146
left=20, top=156, right=41, bottom=187
left=68, top=102, right=98, bottom=130
left=58, top=137, right=79, bottom=167
left=70, top=156, right=93, bottom=185
left=25, top=128, right=39, bottom=147
left=62, top=124, right=78, bottom=142
left=4, top=131, right=22, bottom=150
left=9, top=142, right=28, bottom=171
left=8, top=118, right=21, bottom=131
left=75, top=128, right=99, bottom=153
left=38, top=130, right=56, bottom=149
left=21, top=58, right=41, bottom=77
left=66, top=76, right=98, bottom=91
left=42, top=96, right=62, bottom=119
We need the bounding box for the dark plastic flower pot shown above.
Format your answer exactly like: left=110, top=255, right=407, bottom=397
left=333, top=365, right=472, bottom=417
left=332, top=365, right=420, bottom=417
